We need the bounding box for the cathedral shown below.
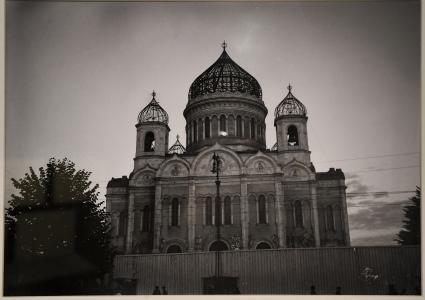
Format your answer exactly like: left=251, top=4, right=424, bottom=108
left=106, top=44, right=350, bottom=255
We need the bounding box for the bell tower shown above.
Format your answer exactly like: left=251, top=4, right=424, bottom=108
left=134, top=91, right=170, bottom=170
left=274, top=85, right=311, bottom=166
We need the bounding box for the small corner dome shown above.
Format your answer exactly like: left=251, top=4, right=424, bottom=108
left=137, top=91, right=169, bottom=125
left=188, top=42, right=262, bottom=102
left=275, top=85, right=307, bottom=118
left=168, top=135, right=186, bottom=154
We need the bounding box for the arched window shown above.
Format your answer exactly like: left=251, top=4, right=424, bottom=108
left=257, top=124, right=261, bottom=141
left=167, top=245, right=182, bottom=253
left=193, top=120, right=197, bottom=143
left=326, top=205, right=335, bottom=231
left=287, top=125, right=299, bottom=146
left=220, top=115, right=226, bottom=133
left=236, top=116, right=242, bottom=137
left=142, top=205, right=150, bottom=232
left=118, top=213, right=127, bottom=236
left=144, top=132, right=155, bottom=152
left=294, top=201, right=303, bottom=228
left=209, top=240, right=228, bottom=251
left=198, top=119, right=203, bottom=141
left=224, top=196, right=232, bottom=225
left=250, top=118, right=256, bottom=139
left=205, top=117, right=210, bottom=138
left=171, top=198, right=179, bottom=226
left=256, top=242, right=272, bottom=249
left=205, top=197, right=213, bottom=225
left=258, top=195, right=267, bottom=224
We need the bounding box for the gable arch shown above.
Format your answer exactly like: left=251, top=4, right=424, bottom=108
left=156, top=155, right=191, bottom=178
left=282, top=159, right=315, bottom=181
left=244, top=151, right=281, bottom=174
left=130, top=166, right=156, bottom=187
left=189, top=143, right=243, bottom=176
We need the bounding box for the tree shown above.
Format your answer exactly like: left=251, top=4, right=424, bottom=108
left=395, top=187, right=421, bottom=245
left=4, top=158, right=115, bottom=295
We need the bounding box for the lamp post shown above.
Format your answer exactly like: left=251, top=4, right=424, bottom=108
left=211, top=152, right=222, bottom=279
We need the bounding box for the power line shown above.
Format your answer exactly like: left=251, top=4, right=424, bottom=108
left=315, top=152, right=420, bottom=164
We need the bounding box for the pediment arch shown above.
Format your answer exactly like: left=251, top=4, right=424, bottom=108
left=244, top=151, right=281, bottom=175
left=156, top=155, right=190, bottom=178
left=190, top=143, right=243, bottom=176
left=130, top=165, right=157, bottom=186
left=282, top=159, right=315, bottom=181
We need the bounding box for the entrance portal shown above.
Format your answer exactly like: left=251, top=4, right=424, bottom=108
left=209, top=241, right=229, bottom=251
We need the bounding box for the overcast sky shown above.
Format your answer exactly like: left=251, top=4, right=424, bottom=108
left=6, top=1, right=420, bottom=246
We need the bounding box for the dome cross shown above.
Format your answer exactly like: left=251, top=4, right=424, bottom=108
left=222, top=40, right=227, bottom=50
left=151, top=90, right=156, bottom=99
left=287, top=84, right=292, bottom=92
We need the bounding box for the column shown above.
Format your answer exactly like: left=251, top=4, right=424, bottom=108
left=240, top=177, right=249, bottom=249
left=188, top=179, right=196, bottom=251
left=340, top=181, right=351, bottom=246
left=274, top=180, right=286, bottom=248
left=125, top=192, right=135, bottom=254
left=310, top=183, right=320, bottom=247
left=152, top=184, right=162, bottom=253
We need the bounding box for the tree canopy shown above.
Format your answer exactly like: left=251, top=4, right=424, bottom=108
left=395, top=187, right=421, bottom=246
left=5, top=158, right=115, bottom=295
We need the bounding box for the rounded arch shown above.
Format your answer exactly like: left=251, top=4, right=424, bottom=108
left=282, top=159, right=315, bottom=180
left=208, top=240, right=229, bottom=251
left=144, top=131, right=155, bottom=152
left=189, top=144, right=244, bottom=176
left=244, top=151, right=281, bottom=174
left=287, top=125, right=299, bottom=146
left=166, top=244, right=183, bottom=253
left=156, top=156, right=191, bottom=177
left=255, top=241, right=272, bottom=249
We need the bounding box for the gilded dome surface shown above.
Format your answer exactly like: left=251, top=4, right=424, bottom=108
left=138, top=91, right=169, bottom=125
left=188, top=45, right=262, bottom=102
left=275, top=85, right=307, bottom=118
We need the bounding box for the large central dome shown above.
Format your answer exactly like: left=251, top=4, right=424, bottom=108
left=188, top=48, right=262, bottom=102
left=184, top=43, right=267, bottom=154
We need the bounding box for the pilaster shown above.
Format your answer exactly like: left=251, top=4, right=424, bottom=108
left=274, top=180, right=286, bottom=248
left=240, top=177, right=249, bottom=249
left=188, top=179, right=196, bottom=251
left=125, top=192, right=135, bottom=254
left=152, top=184, right=162, bottom=253
left=340, top=182, right=351, bottom=246
left=310, top=183, right=320, bottom=247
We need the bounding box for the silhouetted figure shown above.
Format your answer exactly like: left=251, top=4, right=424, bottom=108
left=310, top=285, right=317, bottom=295
left=162, top=286, right=168, bottom=295
left=153, top=286, right=161, bottom=295
left=388, top=284, right=398, bottom=295
left=335, top=286, right=341, bottom=295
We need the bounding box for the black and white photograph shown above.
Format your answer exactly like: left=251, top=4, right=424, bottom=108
left=4, top=0, right=421, bottom=296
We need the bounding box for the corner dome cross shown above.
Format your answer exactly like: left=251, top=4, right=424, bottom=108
left=287, top=83, right=292, bottom=92
left=151, top=90, right=156, bottom=100
left=222, top=40, right=227, bottom=50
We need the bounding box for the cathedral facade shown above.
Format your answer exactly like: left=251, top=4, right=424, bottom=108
left=106, top=45, right=350, bottom=255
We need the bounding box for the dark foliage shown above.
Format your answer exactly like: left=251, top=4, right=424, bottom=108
left=395, top=187, right=421, bottom=245
left=4, top=158, right=115, bottom=295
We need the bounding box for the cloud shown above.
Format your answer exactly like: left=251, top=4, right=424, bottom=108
left=344, top=173, right=412, bottom=245
left=347, top=198, right=411, bottom=245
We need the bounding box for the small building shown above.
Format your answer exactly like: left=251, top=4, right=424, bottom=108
left=106, top=44, right=350, bottom=255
